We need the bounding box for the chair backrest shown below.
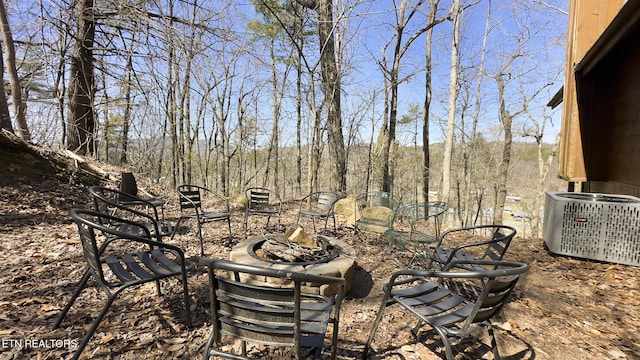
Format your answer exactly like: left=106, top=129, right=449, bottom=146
left=483, top=225, right=517, bottom=261
left=177, top=185, right=203, bottom=212
left=246, top=187, right=281, bottom=212
left=120, top=172, right=139, bottom=202
left=88, top=186, right=160, bottom=239
left=177, top=184, right=230, bottom=216
left=69, top=208, right=152, bottom=285
left=401, top=202, right=449, bottom=233
left=315, top=191, right=339, bottom=211
left=199, top=258, right=345, bottom=359
left=445, top=260, right=528, bottom=327
left=302, top=191, right=339, bottom=213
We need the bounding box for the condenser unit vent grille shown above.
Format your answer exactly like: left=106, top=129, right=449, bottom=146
left=543, top=192, right=640, bottom=266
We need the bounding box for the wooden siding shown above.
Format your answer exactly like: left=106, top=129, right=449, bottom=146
left=577, top=14, right=640, bottom=197
left=559, top=0, right=626, bottom=181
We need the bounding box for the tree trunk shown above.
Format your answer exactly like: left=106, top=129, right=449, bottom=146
left=533, top=133, right=559, bottom=236
left=0, top=0, right=29, bottom=141
left=0, top=43, right=13, bottom=133
left=441, top=0, right=461, bottom=204
left=66, top=0, right=95, bottom=155
left=297, top=0, right=346, bottom=193
left=462, top=0, right=490, bottom=225
left=493, top=75, right=512, bottom=225
left=296, top=51, right=303, bottom=195
left=120, top=48, right=134, bottom=164
left=422, top=0, right=439, bottom=202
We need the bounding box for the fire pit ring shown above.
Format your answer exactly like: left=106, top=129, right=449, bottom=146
left=230, top=234, right=357, bottom=296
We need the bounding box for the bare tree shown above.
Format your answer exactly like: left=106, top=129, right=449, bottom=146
left=296, top=0, right=346, bottom=193
left=421, top=0, right=440, bottom=203
left=458, top=0, right=491, bottom=226
left=490, top=54, right=552, bottom=224
left=441, top=0, right=461, bottom=204
left=66, top=0, right=95, bottom=155
left=378, top=0, right=449, bottom=195
left=0, top=0, right=30, bottom=141
left=0, top=42, right=11, bottom=133
left=522, top=101, right=560, bottom=236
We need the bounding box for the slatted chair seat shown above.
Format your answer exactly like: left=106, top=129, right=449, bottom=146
left=200, top=258, right=345, bottom=360
left=363, top=260, right=529, bottom=360
left=426, top=224, right=517, bottom=271
left=53, top=209, right=192, bottom=360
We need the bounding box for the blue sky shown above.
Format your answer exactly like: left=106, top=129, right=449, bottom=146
left=347, top=0, right=568, bottom=145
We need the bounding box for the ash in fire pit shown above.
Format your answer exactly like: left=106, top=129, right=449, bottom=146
left=253, top=228, right=340, bottom=264
left=229, top=228, right=357, bottom=296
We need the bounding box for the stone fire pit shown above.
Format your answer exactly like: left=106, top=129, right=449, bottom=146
left=229, top=233, right=357, bottom=296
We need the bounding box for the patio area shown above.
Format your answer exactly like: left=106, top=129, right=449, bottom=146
left=1, top=178, right=639, bottom=359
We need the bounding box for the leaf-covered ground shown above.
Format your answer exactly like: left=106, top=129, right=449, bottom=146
left=1, top=163, right=639, bottom=359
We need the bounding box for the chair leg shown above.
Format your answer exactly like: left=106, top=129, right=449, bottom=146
left=488, top=323, right=501, bottom=359
left=243, top=213, right=249, bottom=239
left=70, top=292, right=121, bottom=360
left=362, top=292, right=393, bottom=359
left=181, top=271, right=192, bottom=326
left=329, top=318, right=339, bottom=360
left=169, top=216, right=185, bottom=242
left=432, top=327, right=455, bottom=360
left=196, top=219, right=205, bottom=256
left=202, top=329, right=217, bottom=360
left=322, top=216, right=329, bottom=234
left=410, top=320, right=425, bottom=337
left=53, top=269, right=91, bottom=329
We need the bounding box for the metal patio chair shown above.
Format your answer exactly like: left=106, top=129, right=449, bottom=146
left=172, top=184, right=232, bottom=256
left=199, top=258, right=345, bottom=360
left=363, top=259, right=529, bottom=360
left=425, top=224, right=517, bottom=271
left=354, top=192, right=401, bottom=234
left=243, top=187, right=282, bottom=237
left=296, top=191, right=340, bottom=234
left=383, top=201, right=450, bottom=265
left=54, top=209, right=192, bottom=360
left=119, top=172, right=167, bottom=221
left=89, top=185, right=172, bottom=239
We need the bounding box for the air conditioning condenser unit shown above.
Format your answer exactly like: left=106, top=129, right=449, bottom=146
left=543, top=192, right=640, bottom=266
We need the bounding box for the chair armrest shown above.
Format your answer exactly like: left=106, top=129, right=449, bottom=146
left=274, top=192, right=283, bottom=211
left=199, top=258, right=345, bottom=285
left=387, top=260, right=527, bottom=287
left=435, top=224, right=504, bottom=246
left=445, top=237, right=502, bottom=258
left=201, top=187, right=231, bottom=212
left=125, top=197, right=163, bottom=222
left=89, top=212, right=159, bottom=251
